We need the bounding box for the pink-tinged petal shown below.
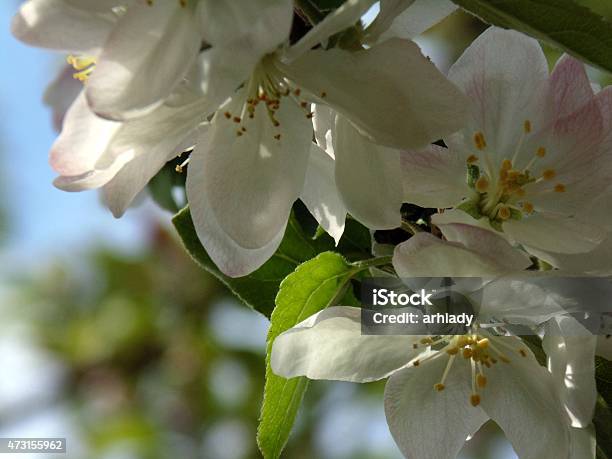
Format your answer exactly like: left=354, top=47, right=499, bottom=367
left=50, top=93, right=121, bottom=176
left=86, top=1, right=201, bottom=120
left=401, top=144, right=468, bottom=208
left=448, top=27, right=550, bottom=160
left=11, top=0, right=115, bottom=53
left=550, top=55, right=595, bottom=119
left=504, top=213, right=605, bottom=254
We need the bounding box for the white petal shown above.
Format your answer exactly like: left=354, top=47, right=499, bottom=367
left=53, top=154, right=132, bottom=191
left=526, top=235, right=612, bottom=275
left=367, top=0, right=456, bottom=43
left=43, top=65, right=85, bottom=131
left=437, top=223, right=532, bottom=270
left=384, top=357, right=488, bottom=459
left=401, top=144, right=470, bottom=208
left=448, top=27, right=550, bottom=159
left=478, top=274, right=575, bottom=326
left=313, top=104, right=334, bottom=155
left=11, top=0, right=115, bottom=53
left=284, top=38, right=468, bottom=150
left=300, top=144, right=346, bottom=244
left=198, top=0, right=292, bottom=55
left=393, top=230, right=526, bottom=278
left=287, top=0, right=377, bottom=61
left=271, top=306, right=420, bottom=382
left=504, top=214, right=605, bottom=254
left=333, top=115, right=402, bottom=229
left=186, top=93, right=312, bottom=277
left=570, top=426, right=596, bottom=459
left=197, top=43, right=260, bottom=109
left=50, top=93, right=121, bottom=176
left=543, top=316, right=597, bottom=428
left=480, top=336, right=571, bottom=459
left=102, top=118, right=209, bottom=218
left=86, top=1, right=201, bottom=120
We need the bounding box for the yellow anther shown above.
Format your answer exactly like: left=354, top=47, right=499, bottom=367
left=474, top=132, right=487, bottom=150
left=470, top=394, right=481, bottom=407
left=446, top=347, right=459, bottom=355
left=477, top=338, right=489, bottom=349
left=477, top=374, right=487, bottom=388
left=497, top=206, right=511, bottom=220
left=542, top=169, right=556, bottom=180
left=320, top=91, right=327, bottom=98
left=413, top=360, right=420, bottom=367
left=434, top=383, right=446, bottom=392
left=522, top=202, right=534, bottom=214
left=523, top=120, right=532, bottom=133
left=475, top=176, right=489, bottom=193
left=501, top=159, right=513, bottom=170
left=274, top=134, right=281, bottom=140
left=420, top=338, right=433, bottom=345
left=500, top=356, right=511, bottom=364
left=554, top=183, right=566, bottom=193
left=462, top=348, right=473, bottom=359
left=519, top=349, right=528, bottom=357
left=537, top=147, right=546, bottom=158
left=467, top=154, right=479, bottom=164
left=413, top=343, right=419, bottom=349
left=233, top=116, right=241, bottom=123
left=175, top=165, right=183, bottom=173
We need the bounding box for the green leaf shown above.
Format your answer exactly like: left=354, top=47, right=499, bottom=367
left=258, top=252, right=354, bottom=459
left=595, top=356, right=612, bottom=458
left=451, top=0, right=612, bottom=73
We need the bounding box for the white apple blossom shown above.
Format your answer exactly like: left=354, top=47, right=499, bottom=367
left=183, top=1, right=467, bottom=277
left=401, top=27, right=612, bottom=258
left=272, top=224, right=575, bottom=459
left=12, top=0, right=204, bottom=119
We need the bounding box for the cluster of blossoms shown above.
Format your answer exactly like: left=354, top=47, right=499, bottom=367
left=11, top=0, right=612, bottom=458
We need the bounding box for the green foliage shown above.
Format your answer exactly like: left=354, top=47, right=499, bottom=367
left=172, top=207, right=371, bottom=318
left=147, top=160, right=186, bottom=213
left=257, top=252, right=354, bottom=459
left=451, top=0, right=612, bottom=73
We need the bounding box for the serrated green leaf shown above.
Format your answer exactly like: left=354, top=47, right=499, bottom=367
left=452, top=0, right=612, bottom=73
left=258, top=252, right=354, bottom=459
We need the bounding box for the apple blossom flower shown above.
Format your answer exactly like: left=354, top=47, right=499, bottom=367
left=401, top=27, right=612, bottom=257
left=271, top=224, right=574, bottom=459
left=183, top=0, right=467, bottom=277
left=12, top=0, right=204, bottom=119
